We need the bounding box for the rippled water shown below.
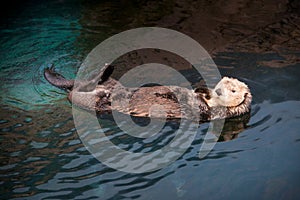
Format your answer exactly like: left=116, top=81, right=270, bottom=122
left=1, top=1, right=300, bottom=200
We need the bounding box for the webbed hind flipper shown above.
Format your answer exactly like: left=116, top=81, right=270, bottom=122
left=44, top=65, right=74, bottom=91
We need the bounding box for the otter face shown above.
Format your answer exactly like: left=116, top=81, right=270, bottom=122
left=207, top=77, right=249, bottom=107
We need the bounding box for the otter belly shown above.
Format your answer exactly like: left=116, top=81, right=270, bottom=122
left=128, top=86, right=182, bottom=118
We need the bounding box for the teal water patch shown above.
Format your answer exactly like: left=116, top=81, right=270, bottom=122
left=1, top=1, right=300, bottom=200
left=0, top=1, right=82, bottom=110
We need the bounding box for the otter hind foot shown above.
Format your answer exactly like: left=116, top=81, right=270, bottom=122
left=44, top=66, right=74, bottom=91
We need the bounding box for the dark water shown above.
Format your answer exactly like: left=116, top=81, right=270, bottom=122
left=1, top=1, right=300, bottom=199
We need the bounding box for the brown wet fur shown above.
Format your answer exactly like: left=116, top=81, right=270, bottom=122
left=44, top=65, right=252, bottom=121
left=129, top=86, right=181, bottom=118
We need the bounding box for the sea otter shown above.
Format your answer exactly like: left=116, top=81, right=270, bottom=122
left=44, top=64, right=252, bottom=122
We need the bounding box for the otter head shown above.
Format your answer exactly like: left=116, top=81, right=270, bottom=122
left=206, top=77, right=249, bottom=107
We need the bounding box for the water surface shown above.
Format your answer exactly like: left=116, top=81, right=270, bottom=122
left=1, top=1, right=300, bottom=199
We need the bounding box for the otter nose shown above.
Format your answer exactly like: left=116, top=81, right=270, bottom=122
left=215, top=88, right=222, bottom=96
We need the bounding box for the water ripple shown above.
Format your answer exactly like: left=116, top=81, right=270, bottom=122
left=1, top=1, right=300, bottom=199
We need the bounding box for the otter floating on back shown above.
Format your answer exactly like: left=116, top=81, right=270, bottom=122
left=44, top=64, right=252, bottom=122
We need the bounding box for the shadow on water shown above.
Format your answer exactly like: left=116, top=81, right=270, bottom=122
left=1, top=0, right=300, bottom=199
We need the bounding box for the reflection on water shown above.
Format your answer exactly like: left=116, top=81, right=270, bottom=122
left=217, top=113, right=250, bottom=142
left=2, top=99, right=300, bottom=199
left=1, top=0, right=300, bottom=199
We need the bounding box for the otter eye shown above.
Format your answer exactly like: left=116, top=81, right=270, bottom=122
left=231, top=90, right=236, bottom=93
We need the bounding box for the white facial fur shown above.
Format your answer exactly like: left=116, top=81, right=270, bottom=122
left=206, top=77, right=249, bottom=107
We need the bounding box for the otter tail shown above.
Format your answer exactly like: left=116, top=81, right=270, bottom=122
left=44, top=66, right=74, bottom=91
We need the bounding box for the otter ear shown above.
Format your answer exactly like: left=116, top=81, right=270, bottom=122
left=98, top=64, right=114, bottom=84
